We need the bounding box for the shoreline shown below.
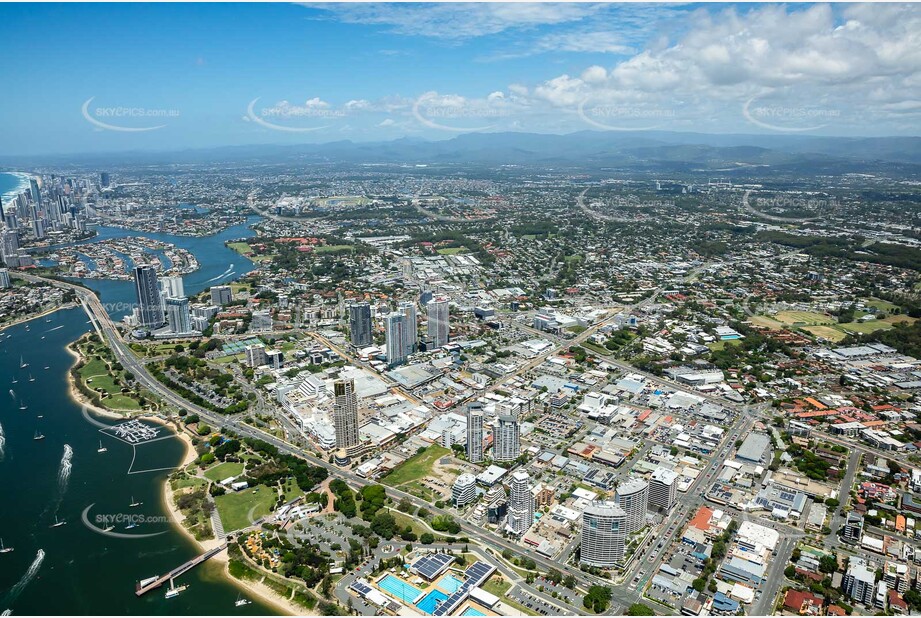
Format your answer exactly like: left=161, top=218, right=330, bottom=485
left=161, top=456, right=303, bottom=616
left=0, top=302, right=76, bottom=335
left=0, top=170, right=33, bottom=203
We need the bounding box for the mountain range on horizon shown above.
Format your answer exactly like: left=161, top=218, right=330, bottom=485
left=4, top=130, right=921, bottom=173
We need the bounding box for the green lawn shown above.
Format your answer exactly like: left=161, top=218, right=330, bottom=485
left=382, top=445, right=451, bottom=487
left=315, top=244, right=353, bottom=254
left=482, top=577, right=512, bottom=597
left=203, top=461, right=245, bottom=482
left=836, top=319, right=898, bottom=335
left=173, top=477, right=208, bottom=490
left=436, top=247, right=467, bottom=255
left=227, top=242, right=252, bottom=255
left=708, top=339, right=742, bottom=352
left=104, top=394, right=141, bottom=410
left=214, top=484, right=276, bottom=531
left=863, top=298, right=899, bottom=313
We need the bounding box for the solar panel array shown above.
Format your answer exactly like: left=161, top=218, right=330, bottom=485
left=412, top=553, right=455, bottom=580
left=432, top=561, right=496, bottom=616
left=350, top=579, right=374, bottom=596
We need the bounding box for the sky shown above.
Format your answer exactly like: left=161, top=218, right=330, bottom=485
left=1, top=2, right=919, bottom=156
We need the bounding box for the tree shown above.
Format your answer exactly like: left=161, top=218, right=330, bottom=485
left=625, top=603, right=654, bottom=616
left=819, top=553, right=839, bottom=573
left=420, top=532, right=435, bottom=544
left=692, top=578, right=706, bottom=592
left=904, top=589, right=921, bottom=610
left=583, top=586, right=613, bottom=613
left=784, top=565, right=796, bottom=579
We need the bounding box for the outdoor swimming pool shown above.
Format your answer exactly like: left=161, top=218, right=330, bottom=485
left=461, top=608, right=486, bottom=617
left=377, top=574, right=423, bottom=603
left=417, top=589, right=449, bottom=614
left=438, top=574, right=465, bottom=594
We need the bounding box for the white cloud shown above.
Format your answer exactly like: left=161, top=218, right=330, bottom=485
left=308, top=2, right=604, bottom=40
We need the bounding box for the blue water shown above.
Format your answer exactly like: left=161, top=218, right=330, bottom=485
left=438, top=574, right=464, bottom=594
left=417, top=589, right=448, bottom=614
left=377, top=574, right=423, bottom=603
left=0, top=171, right=30, bottom=203
left=0, top=216, right=273, bottom=615
left=0, top=307, right=274, bottom=615
left=62, top=217, right=258, bottom=321
left=461, top=608, right=485, bottom=617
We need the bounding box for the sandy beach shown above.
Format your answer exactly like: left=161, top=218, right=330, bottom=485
left=161, top=470, right=306, bottom=616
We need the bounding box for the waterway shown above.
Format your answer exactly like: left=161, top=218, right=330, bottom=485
left=0, top=217, right=275, bottom=615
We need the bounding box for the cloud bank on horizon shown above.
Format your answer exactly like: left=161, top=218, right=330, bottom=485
left=1, top=2, right=919, bottom=154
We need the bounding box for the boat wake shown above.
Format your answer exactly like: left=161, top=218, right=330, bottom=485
left=57, top=444, right=73, bottom=492
left=4, top=549, right=44, bottom=606
left=0, top=421, right=5, bottom=460
left=46, top=325, right=64, bottom=332
left=205, top=264, right=234, bottom=283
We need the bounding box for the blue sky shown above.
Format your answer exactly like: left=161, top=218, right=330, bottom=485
left=1, top=2, right=919, bottom=155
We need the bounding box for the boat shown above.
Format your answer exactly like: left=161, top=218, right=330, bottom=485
left=51, top=516, right=66, bottom=528
left=0, top=538, right=12, bottom=553
left=234, top=594, right=251, bottom=607
left=33, top=431, right=44, bottom=441
left=97, top=440, right=107, bottom=453
left=102, top=523, right=114, bottom=532
left=165, top=582, right=187, bottom=599
left=11, top=377, right=16, bottom=384
left=125, top=522, right=137, bottom=530
left=19, top=356, right=27, bottom=368
left=19, top=403, right=27, bottom=410
left=44, top=366, right=49, bottom=370
left=129, top=496, right=142, bottom=507
left=8, top=389, right=13, bottom=398
left=28, top=374, right=34, bottom=382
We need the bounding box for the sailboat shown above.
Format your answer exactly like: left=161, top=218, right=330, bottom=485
left=97, top=440, right=107, bottom=453
left=234, top=594, right=251, bottom=607
left=102, top=523, right=115, bottom=532
left=0, top=538, right=12, bottom=553
left=19, top=401, right=27, bottom=410
left=129, top=496, right=142, bottom=507
left=19, top=356, right=28, bottom=368
left=33, top=430, right=44, bottom=441
left=28, top=374, right=34, bottom=382
left=51, top=515, right=66, bottom=528
left=11, top=377, right=17, bottom=384
left=125, top=521, right=138, bottom=530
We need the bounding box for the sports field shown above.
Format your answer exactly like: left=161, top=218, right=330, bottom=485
left=774, top=311, right=834, bottom=325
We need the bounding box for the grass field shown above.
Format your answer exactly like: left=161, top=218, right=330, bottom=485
left=79, top=355, right=142, bottom=410
left=482, top=577, right=512, bottom=597
left=802, top=325, right=848, bottom=342
left=173, top=476, right=208, bottom=490
left=204, top=461, right=245, bottom=482
left=436, top=247, right=468, bottom=255
left=315, top=244, right=353, bottom=254
left=837, top=315, right=916, bottom=335
left=775, top=310, right=834, bottom=325
left=227, top=242, right=252, bottom=255
left=382, top=445, right=451, bottom=487
left=214, top=484, right=276, bottom=531
left=863, top=298, right=899, bottom=313
left=749, top=315, right=785, bottom=329
left=708, top=340, right=742, bottom=351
